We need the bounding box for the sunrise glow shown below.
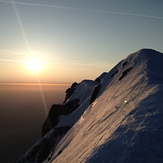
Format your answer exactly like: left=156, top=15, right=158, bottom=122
left=27, top=59, right=42, bottom=73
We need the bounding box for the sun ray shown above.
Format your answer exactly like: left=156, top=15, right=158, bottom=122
left=35, top=74, right=48, bottom=116
left=11, top=3, right=48, bottom=116
left=12, top=2, right=31, bottom=53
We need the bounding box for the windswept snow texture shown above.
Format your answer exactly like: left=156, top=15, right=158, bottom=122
left=47, top=49, right=163, bottom=163
left=17, top=80, right=98, bottom=163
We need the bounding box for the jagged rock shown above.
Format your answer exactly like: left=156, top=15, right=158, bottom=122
left=111, top=70, right=119, bottom=78
left=63, top=82, right=78, bottom=103
left=119, top=67, right=133, bottom=80
left=95, top=72, right=107, bottom=83
left=122, top=61, right=128, bottom=67
left=95, top=77, right=101, bottom=83
left=90, top=84, right=101, bottom=104
left=42, top=98, right=80, bottom=136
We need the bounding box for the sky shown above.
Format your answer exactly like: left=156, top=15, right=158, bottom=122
left=0, top=0, right=163, bottom=84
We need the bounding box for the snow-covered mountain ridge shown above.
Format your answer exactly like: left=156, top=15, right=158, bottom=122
left=17, top=49, right=163, bottom=163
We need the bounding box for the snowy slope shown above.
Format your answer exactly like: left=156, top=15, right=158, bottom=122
left=68, top=80, right=98, bottom=104
left=17, top=80, right=98, bottom=163
left=46, top=49, right=163, bottom=163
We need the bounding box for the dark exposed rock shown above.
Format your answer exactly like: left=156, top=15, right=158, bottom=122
left=119, top=67, right=133, bottom=81
left=95, top=77, right=101, bottom=83
left=63, top=82, right=78, bottom=103
left=111, top=70, right=119, bottom=78
left=18, top=126, right=70, bottom=163
left=38, top=126, right=70, bottom=162
left=42, top=98, right=80, bottom=136
left=122, top=61, right=128, bottom=67
left=95, top=72, right=108, bottom=83
left=90, top=84, right=101, bottom=104
left=57, top=150, right=63, bottom=156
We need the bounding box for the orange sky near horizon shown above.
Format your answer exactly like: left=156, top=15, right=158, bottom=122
left=1, top=0, right=163, bottom=84
left=0, top=56, right=109, bottom=83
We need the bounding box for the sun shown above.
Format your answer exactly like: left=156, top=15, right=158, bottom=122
left=27, top=59, right=42, bottom=73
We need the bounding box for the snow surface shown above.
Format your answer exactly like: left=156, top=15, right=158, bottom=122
left=68, top=80, right=98, bottom=104
left=45, top=49, right=163, bottom=163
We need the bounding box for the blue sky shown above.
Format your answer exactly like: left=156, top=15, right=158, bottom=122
left=0, top=0, right=163, bottom=83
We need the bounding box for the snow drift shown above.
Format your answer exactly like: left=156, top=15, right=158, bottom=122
left=17, top=49, right=163, bottom=163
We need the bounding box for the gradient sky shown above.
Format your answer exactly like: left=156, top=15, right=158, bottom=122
left=0, top=0, right=163, bottom=83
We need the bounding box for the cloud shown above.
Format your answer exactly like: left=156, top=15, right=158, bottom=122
left=0, top=49, right=27, bottom=56
left=1, top=0, right=163, bottom=20
left=0, top=58, right=25, bottom=63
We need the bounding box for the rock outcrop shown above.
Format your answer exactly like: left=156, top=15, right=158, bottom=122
left=42, top=98, right=80, bottom=136
left=63, top=82, right=78, bottom=103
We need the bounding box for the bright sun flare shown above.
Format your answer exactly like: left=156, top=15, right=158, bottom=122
left=27, top=59, right=42, bottom=73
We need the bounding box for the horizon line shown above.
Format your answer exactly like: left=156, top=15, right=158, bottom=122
left=0, top=82, right=72, bottom=86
